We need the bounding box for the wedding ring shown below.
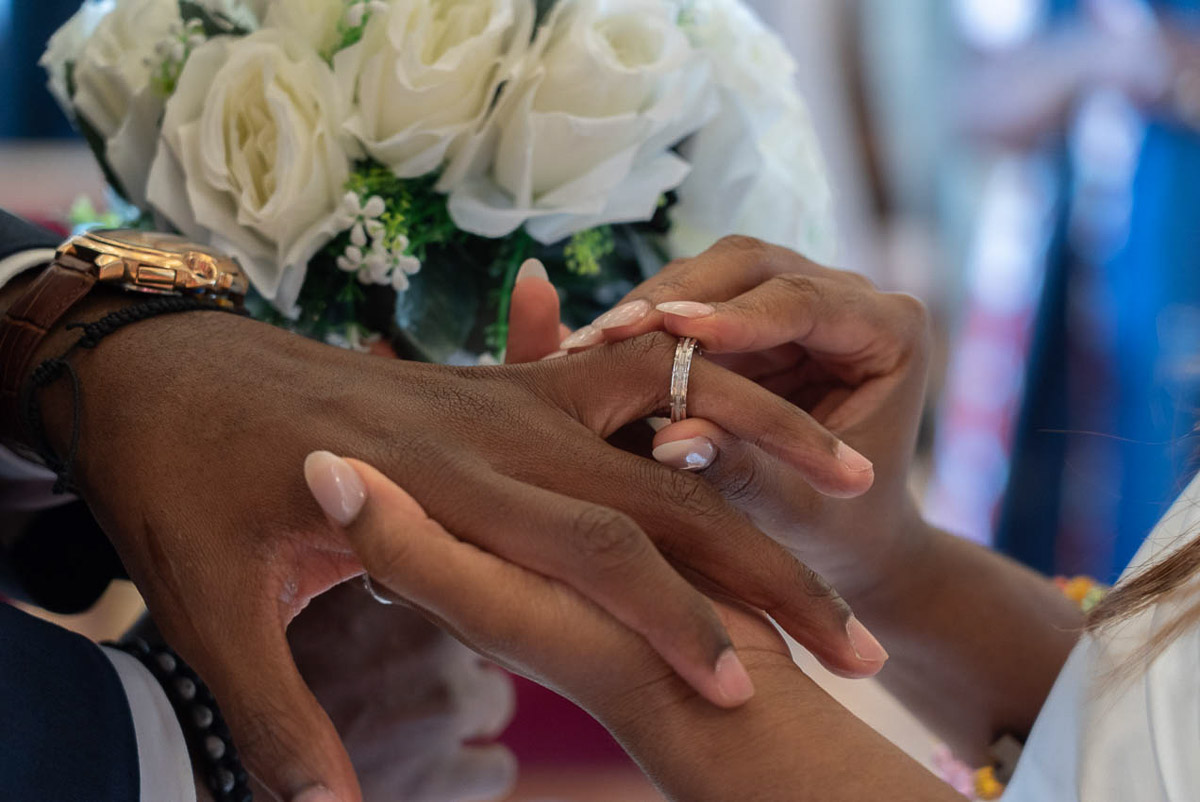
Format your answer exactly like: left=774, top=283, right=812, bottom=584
left=362, top=574, right=400, bottom=606
left=669, top=337, right=701, bottom=423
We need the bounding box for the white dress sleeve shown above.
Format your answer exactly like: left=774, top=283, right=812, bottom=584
left=1003, top=474, right=1200, bottom=801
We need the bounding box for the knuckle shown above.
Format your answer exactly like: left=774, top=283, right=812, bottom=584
left=712, top=459, right=766, bottom=507
left=887, top=292, right=933, bottom=346
left=714, top=234, right=770, bottom=259
left=569, top=505, right=645, bottom=568
left=611, top=330, right=676, bottom=366
left=772, top=272, right=823, bottom=303
left=659, top=468, right=728, bottom=522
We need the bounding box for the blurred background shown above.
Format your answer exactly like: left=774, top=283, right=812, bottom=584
left=5, top=0, right=1200, bottom=798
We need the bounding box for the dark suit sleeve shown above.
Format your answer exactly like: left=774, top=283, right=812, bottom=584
left=0, top=601, right=139, bottom=800
left=0, top=209, right=60, bottom=260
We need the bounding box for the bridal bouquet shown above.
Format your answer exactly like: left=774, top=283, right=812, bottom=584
left=42, top=0, right=833, bottom=360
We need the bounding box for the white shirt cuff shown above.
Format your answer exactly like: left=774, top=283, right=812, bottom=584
left=101, top=646, right=198, bottom=802
left=0, top=248, right=55, bottom=287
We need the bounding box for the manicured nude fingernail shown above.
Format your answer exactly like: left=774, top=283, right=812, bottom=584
left=657, top=301, right=715, bottom=319
left=515, top=258, right=549, bottom=283
left=652, top=437, right=716, bottom=471
left=714, top=648, right=755, bottom=704
left=594, top=299, right=651, bottom=329
left=541, top=350, right=568, bottom=361
left=846, top=616, right=888, bottom=664
left=560, top=325, right=603, bottom=350
left=836, top=441, right=874, bottom=473
left=304, top=451, right=366, bottom=526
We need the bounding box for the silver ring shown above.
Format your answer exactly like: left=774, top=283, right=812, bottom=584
left=670, top=337, right=701, bottom=423
left=362, top=573, right=399, bottom=605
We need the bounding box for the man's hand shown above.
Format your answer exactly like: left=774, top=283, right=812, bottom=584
left=27, top=302, right=884, bottom=800
left=288, top=581, right=516, bottom=802
left=509, top=236, right=932, bottom=606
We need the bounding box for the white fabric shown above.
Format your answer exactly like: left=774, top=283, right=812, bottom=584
left=1004, top=473, right=1200, bottom=801
left=0, top=249, right=66, bottom=505
left=101, top=647, right=197, bottom=802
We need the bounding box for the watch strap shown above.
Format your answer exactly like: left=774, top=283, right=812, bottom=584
left=0, top=255, right=97, bottom=441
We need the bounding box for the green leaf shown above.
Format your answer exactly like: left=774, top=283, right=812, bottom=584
left=393, top=251, right=482, bottom=362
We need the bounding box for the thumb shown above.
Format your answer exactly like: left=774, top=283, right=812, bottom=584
left=191, top=610, right=361, bottom=802
left=506, top=258, right=563, bottom=364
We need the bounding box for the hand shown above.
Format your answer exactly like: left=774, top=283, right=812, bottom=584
left=303, top=456, right=791, bottom=727
left=288, top=581, right=516, bottom=802
left=36, top=304, right=884, bottom=800
left=508, top=236, right=931, bottom=604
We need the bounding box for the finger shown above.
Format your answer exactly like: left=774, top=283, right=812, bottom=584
left=567, top=332, right=875, bottom=498
left=581, top=235, right=829, bottom=347
left=651, top=418, right=822, bottom=539
left=416, top=466, right=752, bottom=709
left=557, top=444, right=886, bottom=679
left=304, top=453, right=756, bottom=708
left=506, top=259, right=562, bottom=364
left=181, top=605, right=361, bottom=802
left=658, top=273, right=927, bottom=371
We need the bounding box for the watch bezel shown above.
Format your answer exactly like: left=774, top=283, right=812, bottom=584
left=59, top=229, right=249, bottom=300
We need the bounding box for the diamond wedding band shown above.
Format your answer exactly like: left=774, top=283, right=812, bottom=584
left=670, top=337, right=701, bottom=423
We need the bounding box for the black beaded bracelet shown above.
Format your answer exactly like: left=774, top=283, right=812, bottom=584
left=105, top=638, right=252, bottom=802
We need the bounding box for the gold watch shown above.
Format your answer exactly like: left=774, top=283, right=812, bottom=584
left=0, top=229, right=248, bottom=438
left=62, top=228, right=249, bottom=301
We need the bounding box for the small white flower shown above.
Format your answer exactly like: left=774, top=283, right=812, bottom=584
left=335, top=190, right=387, bottom=251
left=336, top=244, right=365, bottom=273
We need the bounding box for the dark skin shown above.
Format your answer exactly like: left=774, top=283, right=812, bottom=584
left=510, top=236, right=1082, bottom=763
left=1, top=259, right=882, bottom=801
left=326, top=456, right=963, bottom=802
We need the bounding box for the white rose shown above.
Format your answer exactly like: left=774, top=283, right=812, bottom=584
left=40, top=0, right=114, bottom=114
left=146, top=31, right=355, bottom=311
left=62, top=0, right=181, bottom=206
left=668, top=0, right=836, bottom=261
left=263, top=0, right=346, bottom=54
left=446, top=0, right=718, bottom=244
left=333, top=0, right=534, bottom=181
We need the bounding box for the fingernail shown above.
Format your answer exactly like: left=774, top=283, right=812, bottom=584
left=304, top=451, right=366, bottom=526
left=714, top=648, right=755, bottom=704
left=515, top=258, right=548, bottom=283
left=594, top=299, right=650, bottom=329
left=836, top=441, right=874, bottom=474
left=560, top=325, right=603, bottom=350
left=652, top=437, right=716, bottom=471
left=657, top=301, right=715, bottom=319
left=846, top=616, right=888, bottom=664
left=292, top=785, right=338, bottom=802
left=541, top=350, right=568, bottom=361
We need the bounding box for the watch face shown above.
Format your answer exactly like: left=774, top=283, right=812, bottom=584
left=86, top=229, right=215, bottom=257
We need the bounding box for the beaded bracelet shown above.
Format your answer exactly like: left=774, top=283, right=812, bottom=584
left=937, top=575, right=1109, bottom=800
left=105, top=638, right=251, bottom=802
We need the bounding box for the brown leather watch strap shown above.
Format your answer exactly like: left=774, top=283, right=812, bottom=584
left=0, top=254, right=98, bottom=442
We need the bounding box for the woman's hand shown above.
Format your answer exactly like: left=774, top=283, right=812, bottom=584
left=288, top=581, right=516, bottom=802
left=508, top=236, right=932, bottom=605
left=305, top=456, right=958, bottom=802
left=31, top=303, right=884, bottom=801
left=303, top=454, right=792, bottom=725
